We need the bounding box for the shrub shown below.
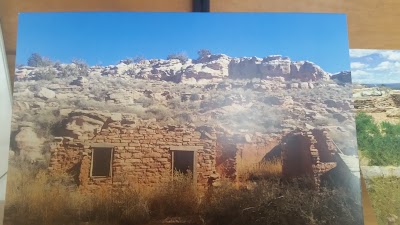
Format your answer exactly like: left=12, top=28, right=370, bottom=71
left=135, top=97, right=155, bottom=108
left=201, top=179, right=362, bottom=225
left=27, top=53, right=42, bottom=67
left=356, top=112, right=400, bottom=166
left=167, top=52, right=189, bottom=63
left=237, top=159, right=282, bottom=181
left=33, top=109, right=61, bottom=138
left=5, top=160, right=151, bottom=225
left=133, top=56, right=146, bottom=63
left=59, top=64, right=85, bottom=78
left=126, top=68, right=137, bottom=76
left=5, top=161, right=78, bottom=225
left=149, top=172, right=199, bottom=218
left=121, top=58, right=133, bottom=65
left=33, top=67, right=57, bottom=81
left=190, top=93, right=202, bottom=101
left=145, top=105, right=172, bottom=120
left=27, top=53, right=53, bottom=67
left=5, top=160, right=362, bottom=225
left=71, top=59, right=89, bottom=77
left=197, top=49, right=212, bottom=58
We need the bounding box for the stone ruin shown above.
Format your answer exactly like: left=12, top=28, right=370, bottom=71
left=49, top=114, right=340, bottom=192
left=215, top=128, right=338, bottom=187
left=279, top=129, right=337, bottom=187
left=49, top=122, right=218, bottom=192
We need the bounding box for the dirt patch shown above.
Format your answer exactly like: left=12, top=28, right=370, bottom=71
left=366, top=112, right=399, bottom=124
left=0, top=200, right=4, bottom=225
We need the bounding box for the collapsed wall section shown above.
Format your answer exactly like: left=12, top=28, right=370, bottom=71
left=215, top=132, right=281, bottom=181
left=280, top=129, right=337, bottom=187
left=391, top=93, right=400, bottom=107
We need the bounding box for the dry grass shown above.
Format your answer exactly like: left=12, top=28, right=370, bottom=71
left=237, top=158, right=283, bottom=181
left=4, top=160, right=362, bottom=225
left=4, top=162, right=199, bottom=225
left=368, top=176, right=400, bottom=225
left=5, top=162, right=84, bottom=225
left=201, top=178, right=363, bottom=225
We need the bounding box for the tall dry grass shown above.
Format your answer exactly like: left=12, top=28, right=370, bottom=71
left=201, top=178, right=364, bottom=225
left=237, top=158, right=283, bottom=181
left=4, top=160, right=363, bottom=225
left=4, top=161, right=199, bottom=225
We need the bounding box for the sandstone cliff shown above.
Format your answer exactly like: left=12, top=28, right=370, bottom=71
left=15, top=54, right=339, bottom=83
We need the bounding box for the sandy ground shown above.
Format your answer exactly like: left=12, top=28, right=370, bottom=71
left=366, top=112, right=400, bottom=124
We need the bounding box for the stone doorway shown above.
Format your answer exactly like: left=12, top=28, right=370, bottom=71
left=282, top=135, right=313, bottom=178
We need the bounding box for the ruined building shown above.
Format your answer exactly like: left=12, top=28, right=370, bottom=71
left=49, top=112, right=339, bottom=193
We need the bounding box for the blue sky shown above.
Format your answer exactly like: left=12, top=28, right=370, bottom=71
left=17, top=12, right=350, bottom=73
left=350, top=50, right=400, bottom=84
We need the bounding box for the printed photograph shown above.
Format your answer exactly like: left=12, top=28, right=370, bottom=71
left=351, top=49, right=400, bottom=225
left=4, top=13, right=363, bottom=225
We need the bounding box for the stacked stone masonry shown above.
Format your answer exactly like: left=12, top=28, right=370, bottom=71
left=50, top=123, right=217, bottom=193
left=49, top=117, right=338, bottom=192
left=280, top=129, right=337, bottom=187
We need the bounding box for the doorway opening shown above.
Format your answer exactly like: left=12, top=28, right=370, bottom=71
left=173, top=151, right=194, bottom=175
left=91, top=147, right=113, bottom=177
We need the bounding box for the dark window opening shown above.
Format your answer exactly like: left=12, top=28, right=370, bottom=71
left=91, top=148, right=113, bottom=177
left=173, top=151, right=194, bottom=175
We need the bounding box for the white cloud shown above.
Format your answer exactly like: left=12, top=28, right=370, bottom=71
left=351, top=70, right=370, bottom=76
left=350, top=49, right=400, bottom=83
left=349, top=49, right=381, bottom=58
left=350, top=70, right=374, bottom=83
left=380, top=51, right=400, bottom=61
left=350, top=49, right=400, bottom=61
left=373, top=61, right=391, bottom=71
left=350, top=62, right=368, bottom=69
left=372, top=61, right=400, bottom=71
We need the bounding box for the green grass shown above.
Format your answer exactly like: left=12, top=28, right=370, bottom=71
left=356, top=112, right=400, bottom=166
left=368, top=177, right=400, bottom=225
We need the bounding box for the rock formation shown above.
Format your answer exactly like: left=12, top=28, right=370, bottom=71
left=15, top=54, right=336, bottom=83
left=14, top=123, right=44, bottom=161
left=331, top=71, right=352, bottom=83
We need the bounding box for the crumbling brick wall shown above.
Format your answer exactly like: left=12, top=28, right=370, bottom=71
left=49, top=123, right=217, bottom=193
left=391, top=93, right=400, bottom=107
left=280, top=129, right=337, bottom=187
left=353, top=99, right=375, bottom=109
left=215, top=132, right=281, bottom=181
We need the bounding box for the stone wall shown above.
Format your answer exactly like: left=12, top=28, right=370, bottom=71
left=215, top=133, right=281, bottom=181
left=391, top=93, right=400, bottom=107
left=280, top=129, right=337, bottom=187
left=49, top=123, right=217, bottom=193
left=354, top=99, right=375, bottom=110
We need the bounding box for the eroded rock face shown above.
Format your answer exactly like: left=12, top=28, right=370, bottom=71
left=70, top=76, right=88, bottom=86
left=36, top=88, right=56, bottom=100
left=184, top=54, right=230, bottom=82
left=15, top=125, right=44, bottom=161
left=331, top=71, right=352, bottom=83
left=62, top=110, right=111, bottom=139
left=228, top=56, right=328, bottom=81
left=260, top=55, right=291, bottom=77
left=290, top=61, right=329, bottom=81
left=229, top=57, right=263, bottom=78
left=106, top=90, right=143, bottom=104
left=17, top=54, right=332, bottom=83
